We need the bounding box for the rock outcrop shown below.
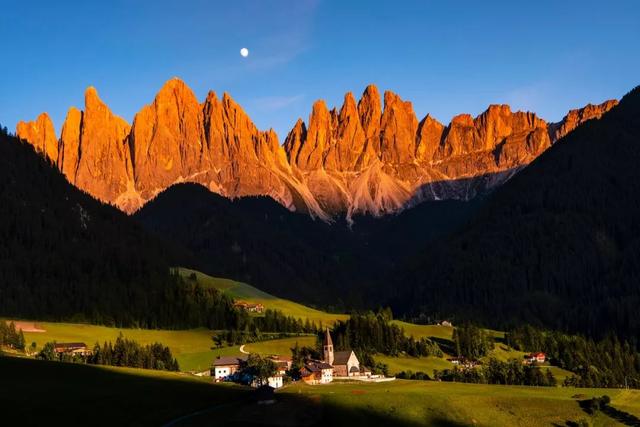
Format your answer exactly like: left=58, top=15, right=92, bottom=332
left=16, top=113, right=58, bottom=162
left=548, top=100, right=618, bottom=142
left=16, top=78, right=618, bottom=221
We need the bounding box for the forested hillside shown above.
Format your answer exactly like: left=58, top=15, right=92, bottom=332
left=134, top=183, right=479, bottom=308
left=394, top=86, right=640, bottom=343
left=0, top=127, right=238, bottom=328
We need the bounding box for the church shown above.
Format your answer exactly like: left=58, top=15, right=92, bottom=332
left=322, top=328, right=363, bottom=377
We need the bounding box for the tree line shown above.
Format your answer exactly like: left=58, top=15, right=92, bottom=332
left=328, top=311, right=443, bottom=358
left=37, top=334, right=179, bottom=371
left=0, top=321, right=25, bottom=350
left=507, top=325, right=640, bottom=388
left=432, top=358, right=557, bottom=387
left=453, top=323, right=494, bottom=359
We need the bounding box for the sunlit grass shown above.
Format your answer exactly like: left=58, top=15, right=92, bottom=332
left=179, top=268, right=349, bottom=325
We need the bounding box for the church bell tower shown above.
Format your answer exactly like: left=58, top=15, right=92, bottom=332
left=323, top=327, right=334, bottom=365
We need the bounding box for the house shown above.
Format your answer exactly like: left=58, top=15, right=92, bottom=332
left=53, top=342, right=91, bottom=356
left=439, top=320, right=453, bottom=327
left=524, top=352, right=546, bottom=364
left=301, top=360, right=334, bottom=384
left=323, top=328, right=361, bottom=377
left=233, top=301, right=265, bottom=313
left=212, top=355, right=247, bottom=381
left=268, top=355, right=292, bottom=375
left=251, top=374, right=284, bottom=389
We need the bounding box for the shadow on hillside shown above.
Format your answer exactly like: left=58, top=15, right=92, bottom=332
left=181, top=390, right=470, bottom=427
left=430, top=337, right=456, bottom=355
left=408, top=168, right=519, bottom=208
left=577, top=399, right=640, bottom=426
left=0, top=356, right=248, bottom=426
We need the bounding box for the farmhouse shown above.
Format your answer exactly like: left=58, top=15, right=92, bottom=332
left=268, top=355, right=292, bottom=375
left=252, top=374, right=284, bottom=389
left=53, top=342, right=91, bottom=356
left=233, top=301, right=265, bottom=313
left=212, top=355, right=247, bottom=381
left=300, top=360, right=334, bottom=385
left=524, top=352, right=546, bottom=364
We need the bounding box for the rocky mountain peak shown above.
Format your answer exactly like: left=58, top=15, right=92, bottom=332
left=16, top=79, right=620, bottom=221
left=549, top=99, right=619, bottom=142
left=16, top=112, right=58, bottom=162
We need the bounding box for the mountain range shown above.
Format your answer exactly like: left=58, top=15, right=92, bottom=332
left=16, top=78, right=616, bottom=220
left=4, top=80, right=640, bottom=343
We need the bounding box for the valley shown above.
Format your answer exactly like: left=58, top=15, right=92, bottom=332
left=6, top=269, right=574, bottom=381
left=2, top=3, right=639, bottom=424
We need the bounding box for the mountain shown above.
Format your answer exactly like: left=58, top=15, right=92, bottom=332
left=392, top=86, right=640, bottom=342
left=17, top=78, right=617, bottom=220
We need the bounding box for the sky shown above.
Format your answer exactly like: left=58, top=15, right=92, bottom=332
left=1, top=0, right=639, bottom=141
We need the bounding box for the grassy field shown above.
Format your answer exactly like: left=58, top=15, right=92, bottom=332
left=179, top=268, right=349, bottom=325
left=8, top=270, right=570, bottom=379
left=376, top=355, right=452, bottom=376
left=391, top=321, right=454, bottom=341
left=4, top=354, right=638, bottom=426
left=243, top=336, right=317, bottom=356
left=0, top=355, right=248, bottom=426
left=12, top=319, right=567, bottom=377
left=192, top=379, right=640, bottom=426
left=16, top=320, right=241, bottom=372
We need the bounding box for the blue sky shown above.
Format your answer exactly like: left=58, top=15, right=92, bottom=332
left=1, top=0, right=639, bottom=140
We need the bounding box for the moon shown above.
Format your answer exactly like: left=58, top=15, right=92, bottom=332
left=240, top=48, right=249, bottom=58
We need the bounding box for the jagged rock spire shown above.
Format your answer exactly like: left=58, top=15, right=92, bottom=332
left=16, top=79, right=618, bottom=219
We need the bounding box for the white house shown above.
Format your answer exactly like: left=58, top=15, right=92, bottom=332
left=212, top=355, right=247, bottom=381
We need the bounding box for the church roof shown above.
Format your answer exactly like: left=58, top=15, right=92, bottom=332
left=333, top=350, right=355, bottom=365
left=213, top=355, right=247, bottom=366
left=323, top=328, right=333, bottom=347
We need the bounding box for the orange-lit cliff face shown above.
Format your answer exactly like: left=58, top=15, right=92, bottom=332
left=16, top=78, right=617, bottom=220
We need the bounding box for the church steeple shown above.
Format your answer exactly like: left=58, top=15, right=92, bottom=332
left=323, top=327, right=334, bottom=365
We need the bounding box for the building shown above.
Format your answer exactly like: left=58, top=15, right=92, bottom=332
left=53, top=342, right=91, bottom=356
left=323, top=328, right=361, bottom=377
left=251, top=374, right=284, bottom=389
left=524, top=352, right=546, bottom=364
left=301, top=361, right=334, bottom=384
left=268, top=355, right=292, bottom=375
left=233, top=301, right=265, bottom=313
left=212, top=355, right=247, bottom=381
left=332, top=350, right=360, bottom=377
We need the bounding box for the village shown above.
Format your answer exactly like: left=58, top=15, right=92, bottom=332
left=212, top=328, right=393, bottom=391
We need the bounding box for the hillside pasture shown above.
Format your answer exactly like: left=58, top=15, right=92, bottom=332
left=179, top=268, right=349, bottom=325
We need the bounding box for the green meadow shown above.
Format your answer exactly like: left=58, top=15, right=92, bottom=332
left=4, top=355, right=639, bottom=426
left=9, top=269, right=575, bottom=379
left=272, top=380, right=640, bottom=427
left=179, top=268, right=349, bottom=325
left=18, top=321, right=242, bottom=372
left=243, top=336, right=317, bottom=356
left=0, top=355, right=247, bottom=426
